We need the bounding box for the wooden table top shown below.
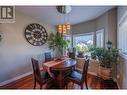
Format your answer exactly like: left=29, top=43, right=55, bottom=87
left=43, top=58, right=76, bottom=70
left=52, top=58, right=76, bottom=70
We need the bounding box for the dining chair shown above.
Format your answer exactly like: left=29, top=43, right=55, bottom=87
left=44, top=52, right=53, bottom=62
left=44, top=52, right=59, bottom=77
left=65, top=59, right=89, bottom=89
left=31, top=58, right=53, bottom=89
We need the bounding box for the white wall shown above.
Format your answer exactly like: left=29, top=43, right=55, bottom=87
left=0, top=10, right=55, bottom=84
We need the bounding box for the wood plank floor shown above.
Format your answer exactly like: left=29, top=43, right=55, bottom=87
left=0, top=74, right=118, bottom=89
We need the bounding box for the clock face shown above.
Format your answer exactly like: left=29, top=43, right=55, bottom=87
left=24, top=23, right=48, bottom=46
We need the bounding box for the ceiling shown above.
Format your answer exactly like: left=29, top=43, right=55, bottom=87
left=16, top=6, right=114, bottom=26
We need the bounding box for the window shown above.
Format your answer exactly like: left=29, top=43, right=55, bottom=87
left=74, top=33, right=94, bottom=47
left=65, top=35, right=71, bottom=41
left=73, top=33, right=94, bottom=54
left=96, top=29, right=104, bottom=48
left=118, top=13, right=127, bottom=55
left=64, top=35, right=71, bottom=48
left=65, top=33, right=94, bottom=49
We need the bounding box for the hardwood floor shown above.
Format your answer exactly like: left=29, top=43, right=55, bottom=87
left=0, top=74, right=118, bottom=89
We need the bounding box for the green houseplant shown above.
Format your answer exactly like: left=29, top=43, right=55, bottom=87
left=75, top=43, right=88, bottom=58
left=89, top=47, right=120, bottom=79
left=48, top=32, right=70, bottom=58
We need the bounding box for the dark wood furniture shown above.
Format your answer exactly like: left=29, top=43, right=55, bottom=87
left=43, top=58, right=76, bottom=89
left=31, top=58, right=53, bottom=89
left=51, top=59, right=76, bottom=89
left=65, top=59, right=89, bottom=89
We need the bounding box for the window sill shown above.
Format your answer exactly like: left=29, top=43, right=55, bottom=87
left=120, top=53, right=127, bottom=60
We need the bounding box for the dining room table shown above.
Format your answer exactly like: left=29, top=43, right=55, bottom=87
left=43, top=58, right=77, bottom=89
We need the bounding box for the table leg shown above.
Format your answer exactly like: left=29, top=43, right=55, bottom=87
left=59, top=71, right=63, bottom=89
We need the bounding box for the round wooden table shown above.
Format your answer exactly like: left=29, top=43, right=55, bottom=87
left=51, top=59, right=76, bottom=89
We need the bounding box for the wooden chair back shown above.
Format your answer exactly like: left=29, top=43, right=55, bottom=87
left=31, top=58, right=42, bottom=82
left=81, top=59, right=89, bottom=83
left=45, top=52, right=52, bottom=62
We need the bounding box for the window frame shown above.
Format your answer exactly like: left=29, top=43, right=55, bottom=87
left=118, top=11, right=127, bottom=59
left=73, top=32, right=95, bottom=47
left=95, top=29, right=105, bottom=48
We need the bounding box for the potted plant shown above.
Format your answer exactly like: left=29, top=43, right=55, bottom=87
left=48, top=32, right=70, bottom=59
left=75, top=43, right=88, bottom=58
left=88, top=47, right=97, bottom=59
left=89, top=47, right=120, bottom=79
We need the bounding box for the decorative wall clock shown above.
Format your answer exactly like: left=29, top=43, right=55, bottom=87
left=24, top=23, right=48, bottom=46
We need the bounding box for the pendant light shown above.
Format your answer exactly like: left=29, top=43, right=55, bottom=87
left=56, top=6, right=71, bottom=34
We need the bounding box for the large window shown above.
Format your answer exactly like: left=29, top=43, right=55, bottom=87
left=64, top=35, right=71, bottom=48
left=64, top=33, right=94, bottom=53
left=74, top=33, right=94, bottom=48
left=118, top=13, right=127, bottom=55
left=73, top=33, right=94, bottom=56
left=96, top=29, right=104, bottom=48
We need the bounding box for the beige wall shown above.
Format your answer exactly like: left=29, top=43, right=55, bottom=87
left=95, top=11, right=108, bottom=47
left=108, top=8, right=117, bottom=47
left=95, top=8, right=117, bottom=48
left=117, top=6, right=127, bottom=89
left=72, top=8, right=117, bottom=48
left=0, top=10, right=55, bottom=84
left=72, top=20, right=96, bottom=34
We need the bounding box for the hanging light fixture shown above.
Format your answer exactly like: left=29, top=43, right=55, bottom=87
left=58, top=24, right=62, bottom=33
left=56, top=6, right=71, bottom=34
left=62, top=25, right=67, bottom=34
left=66, top=21, right=71, bottom=30
left=56, top=6, right=71, bottom=14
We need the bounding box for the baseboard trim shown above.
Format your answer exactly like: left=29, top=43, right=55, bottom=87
left=0, top=71, right=97, bottom=86
left=0, top=72, right=33, bottom=86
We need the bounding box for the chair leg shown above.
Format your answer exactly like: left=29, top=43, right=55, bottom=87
left=65, top=83, right=68, bottom=89
left=81, top=84, right=84, bottom=89
left=73, top=66, right=76, bottom=70
left=72, top=82, right=74, bottom=89
left=85, top=80, right=88, bottom=89
left=40, top=84, right=42, bottom=89
left=33, top=79, right=36, bottom=89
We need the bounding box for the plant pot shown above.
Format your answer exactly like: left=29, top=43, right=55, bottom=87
left=98, top=66, right=112, bottom=80
left=77, top=51, right=84, bottom=58
left=68, top=52, right=75, bottom=59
